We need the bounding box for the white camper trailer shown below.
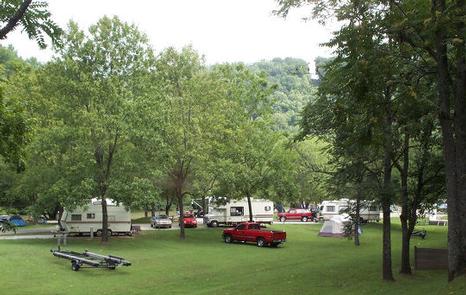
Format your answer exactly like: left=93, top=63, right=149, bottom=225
left=203, top=198, right=274, bottom=227
left=60, top=199, right=132, bottom=236
left=319, top=199, right=380, bottom=223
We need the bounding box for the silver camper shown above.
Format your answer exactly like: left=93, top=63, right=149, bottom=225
left=319, top=199, right=380, bottom=223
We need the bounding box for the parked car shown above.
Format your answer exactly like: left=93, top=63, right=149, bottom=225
left=151, top=215, right=173, bottom=229
left=182, top=213, right=197, bottom=228
left=222, top=222, right=286, bottom=247
left=278, top=208, right=315, bottom=222
left=7, top=215, right=27, bottom=227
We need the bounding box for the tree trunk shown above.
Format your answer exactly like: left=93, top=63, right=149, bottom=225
left=178, top=192, right=185, bottom=240
left=151, top=206, right=156, bottom=217
left=101, top=197, right=109, bottom=242
left=202, top=197, right=207, bottom=214
left=57, top=207, right=64, bottom=231
left=382, top=88, right=394, bottom=281
left=453, top=0, right=466, bottom=274
left=400, top=132, right=411, bottom=274
left=432, top=0, right=464, bottom=280
left=165, top=196, right=173, bottom=216
left=354, top=197, right=360, bottom=247
left=94, top=145, right=109, bottom=243
left=246, top=193, right=253, bottom=222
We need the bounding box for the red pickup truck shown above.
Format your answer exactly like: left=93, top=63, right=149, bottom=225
left=278, top=208, right=315, bottom=222
left=223, top=222, right=286, bottom=247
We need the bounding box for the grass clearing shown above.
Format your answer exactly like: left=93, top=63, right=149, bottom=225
left=0, top=223, right=464, bottom=295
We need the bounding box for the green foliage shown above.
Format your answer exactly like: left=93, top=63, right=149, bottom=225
left=0, top=0, right=62, bottom=48
left=250, top=58, right=317, bottom=131
left=9, top=16, right=157, bottom=215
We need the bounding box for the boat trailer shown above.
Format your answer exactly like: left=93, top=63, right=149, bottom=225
left=51, top=248, right=131, bottom=271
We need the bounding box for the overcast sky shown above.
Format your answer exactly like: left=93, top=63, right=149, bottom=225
left=5, top=0, right=336, bottom=69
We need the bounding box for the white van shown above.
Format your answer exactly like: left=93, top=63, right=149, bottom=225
left=204, top=198, right=274, bottom=227
left=60, top=199, right=132, bottom=235
left=319, top=199, right=380, bottom=223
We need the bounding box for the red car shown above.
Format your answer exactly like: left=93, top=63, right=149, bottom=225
left=223, top=222, right=286, bottom=247
left=182, top=213, right=197, bottom=228
left=278, top=208, right=315, bottom=222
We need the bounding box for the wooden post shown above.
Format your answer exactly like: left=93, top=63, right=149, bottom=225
left=90, top=226, right=94, bottom=239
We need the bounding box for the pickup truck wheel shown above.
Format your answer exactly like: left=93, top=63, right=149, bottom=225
left=301, top=216, right=308, bottom=222
left=224, top=234, right=232, bottom=243
left=279, top=216, right=286, bottom=222
left=256, top=237, right=265, bottom=247
left=210, top=221, right=218, bottom=228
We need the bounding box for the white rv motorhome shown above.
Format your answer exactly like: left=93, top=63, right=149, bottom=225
left=60, top=199, right=132, bottom=235
left=319, top=199, right=380, bottom=223
left=203, top=198, right=274, bottom=227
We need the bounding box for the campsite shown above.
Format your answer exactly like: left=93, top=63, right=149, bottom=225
left=1, top=0, right=466, bottom=294
left=1, top=222, right=464, bottom=295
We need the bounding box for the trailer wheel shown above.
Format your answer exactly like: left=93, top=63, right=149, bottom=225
left=95, top=230, right=102, bottom=237
left=256, top=237, right=265, bottom=247
left=301, top=216, right=308, bottom=222
left=71, top=261, right=80, bottom=271
left=210, top=220, right=218, bottom=227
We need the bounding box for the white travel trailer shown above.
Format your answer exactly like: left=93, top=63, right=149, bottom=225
left=203, top=198, right=274, bottom=227
left=60, top=199, right=132, bottom=236
left=319, top=199, right=380, bottom=223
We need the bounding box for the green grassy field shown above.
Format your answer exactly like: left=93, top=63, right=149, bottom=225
left=0, top=223, right=464, bottom=295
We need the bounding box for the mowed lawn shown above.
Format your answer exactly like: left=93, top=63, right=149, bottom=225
left=0, top=223, right=465, bottom=295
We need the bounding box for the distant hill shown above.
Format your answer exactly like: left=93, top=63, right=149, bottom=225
left=249, top=57, right=317, bottom=131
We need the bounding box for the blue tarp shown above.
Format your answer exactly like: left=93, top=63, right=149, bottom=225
left=8, top=215, right=27, bottom=227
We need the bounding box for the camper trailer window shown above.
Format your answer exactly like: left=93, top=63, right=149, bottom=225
left=327, top=206, right=335, bottom=212
left=87, top=213, right=95, bottom=219
left=71, top=214, right=82, bottom=221
left=230, top=207, right=244, bottom=216
left=264, top=206, right=272, bottom=211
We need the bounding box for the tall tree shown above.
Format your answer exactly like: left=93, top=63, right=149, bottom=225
left=42, top=16, right=155, bottom=242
